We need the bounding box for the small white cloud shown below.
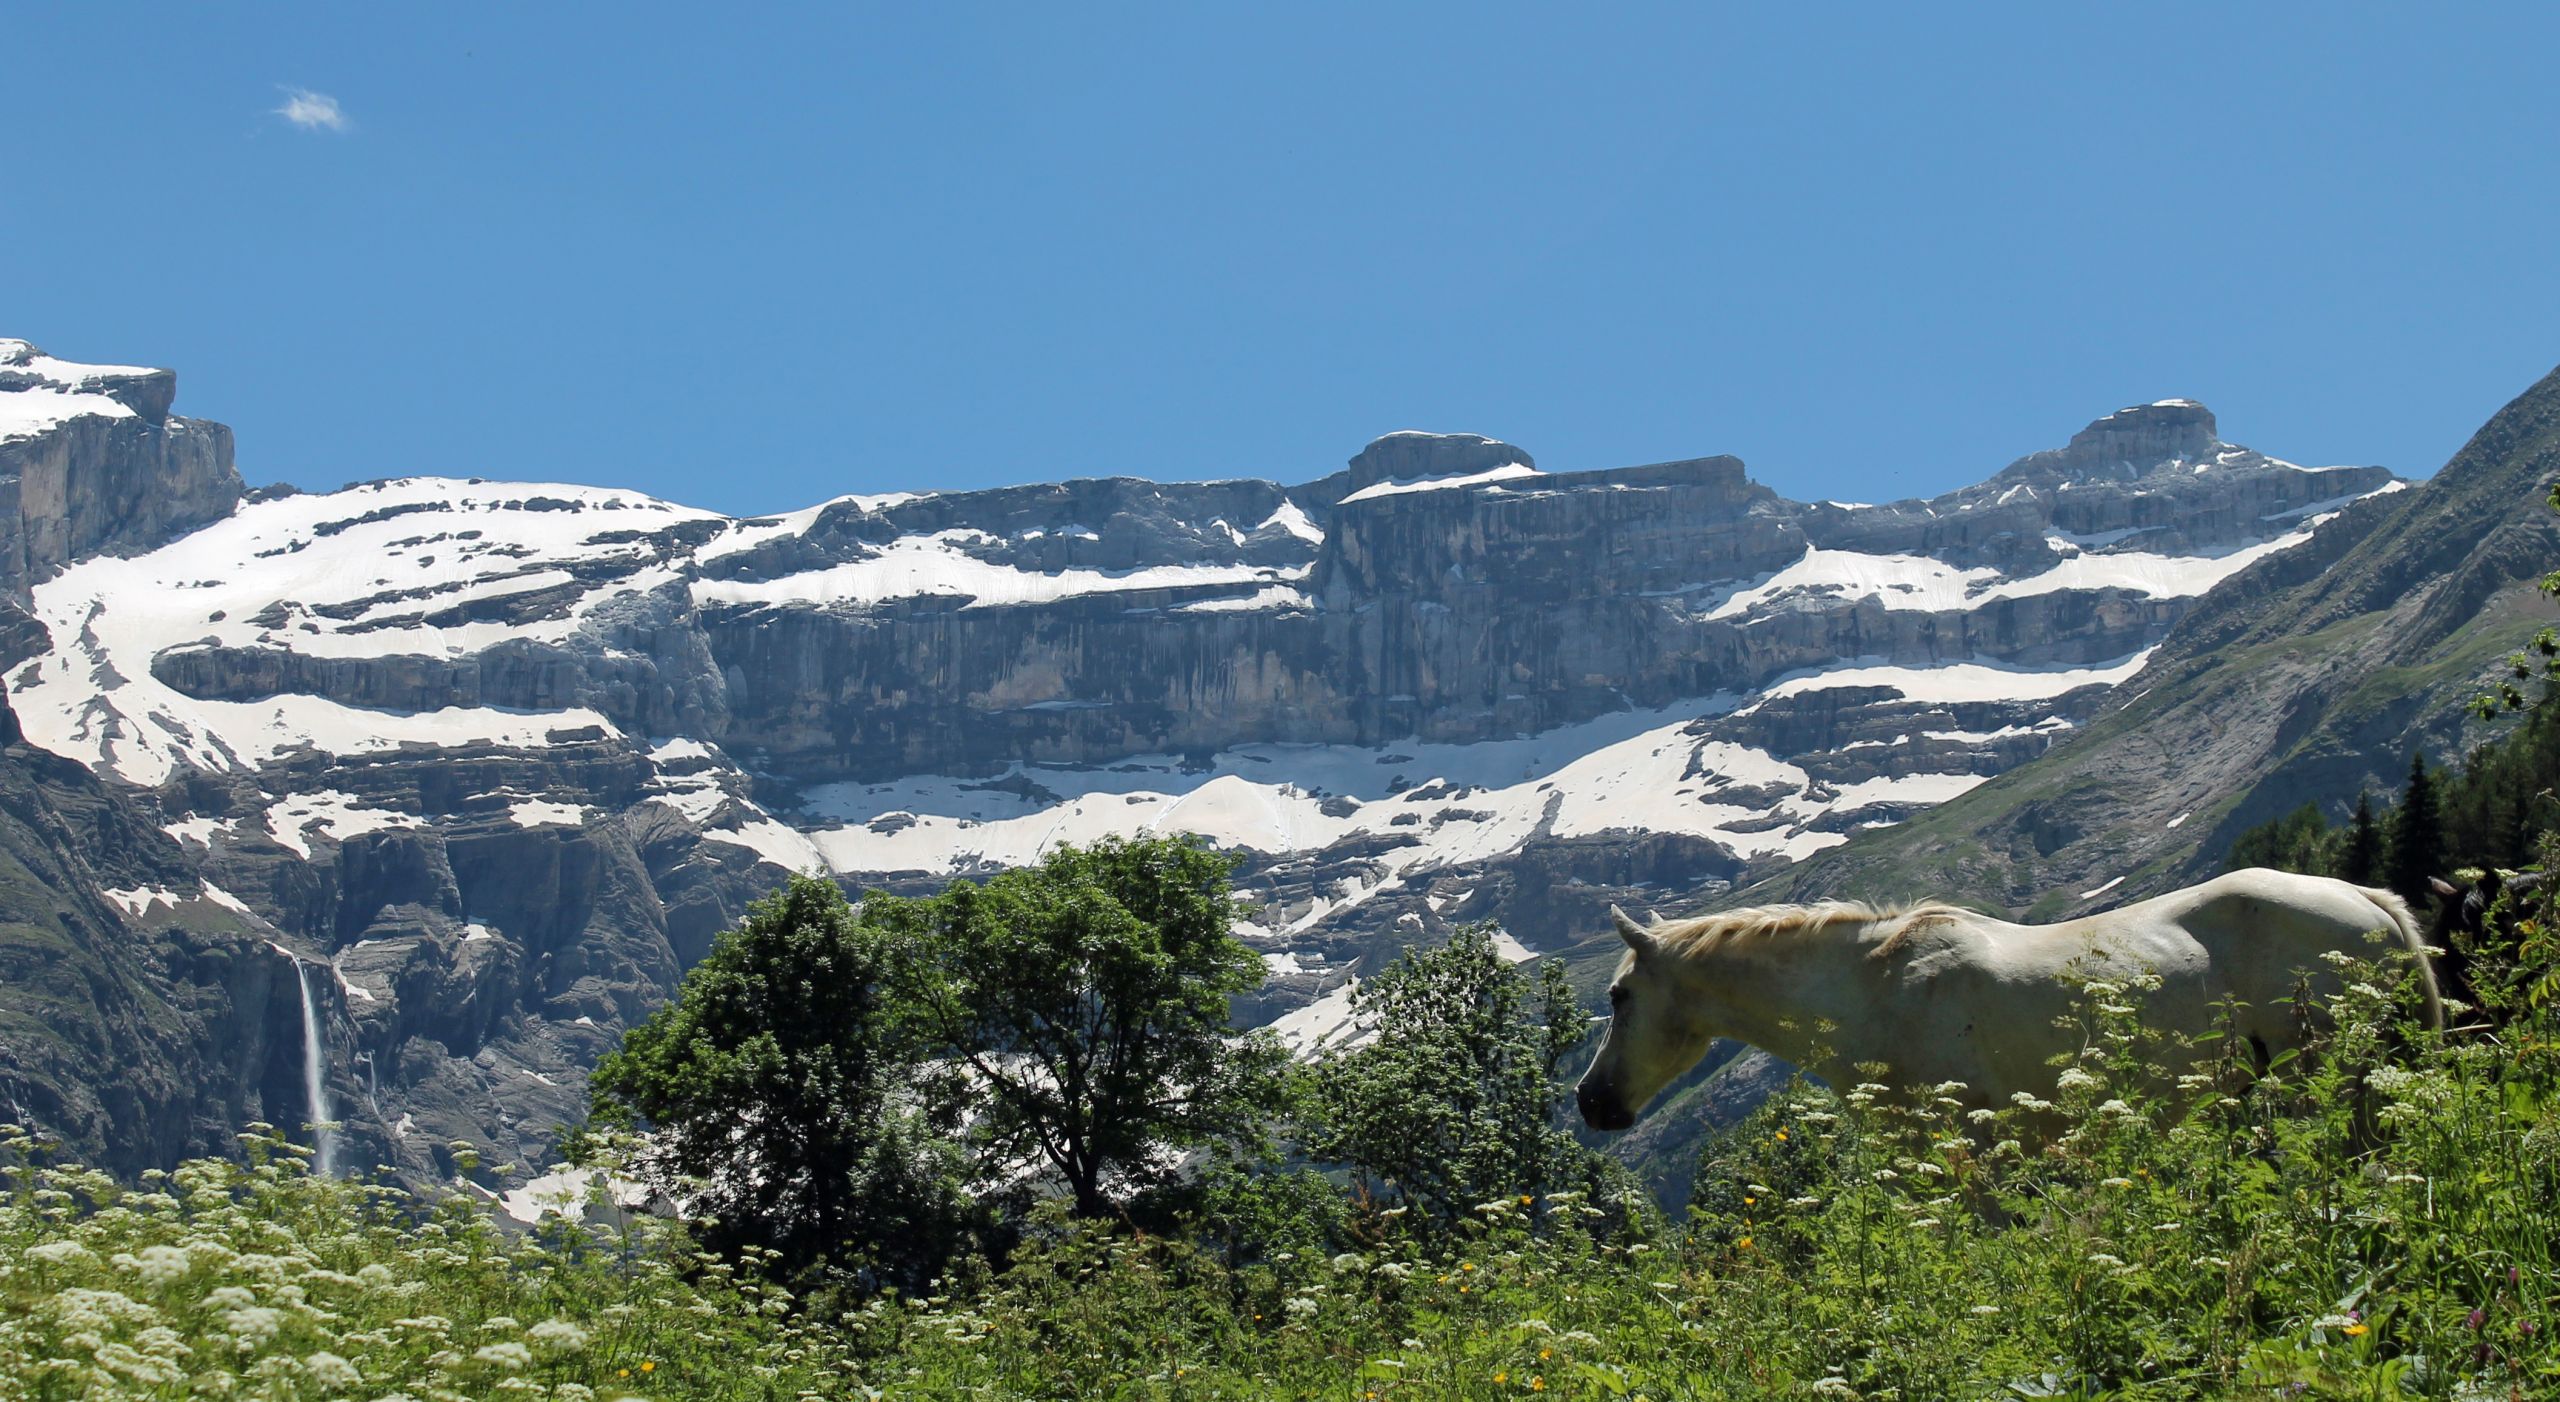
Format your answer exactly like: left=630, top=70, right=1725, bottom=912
left=274, top=88, right=350, bottom=133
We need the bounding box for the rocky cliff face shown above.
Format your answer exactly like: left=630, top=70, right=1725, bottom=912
left=0, top=339, right=2405, bottom=1187
left=0, top=340, right=240, bottom=614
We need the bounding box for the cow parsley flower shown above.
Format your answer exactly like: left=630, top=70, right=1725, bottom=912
left=528, top=1319, right=590, bottom=1354
left=475, top=1341, right=534, bottom=1370
left=27, top=1240, right=94, bottom=1267
left=305, top=1351, right=362, bottom=1387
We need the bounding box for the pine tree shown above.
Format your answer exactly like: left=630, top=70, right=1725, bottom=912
left=2386, top=752, right=2446, bottom=903
left=2340, top=791, right=2383, bottom=886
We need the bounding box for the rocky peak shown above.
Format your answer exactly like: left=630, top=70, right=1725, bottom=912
left=1996, top=399, right=2224, bottom=485
left=0, top=340, right=178, bottom=426
left=0, top=340, right=238, bottom=610
left=1343, top=431, right=1535, bottom=494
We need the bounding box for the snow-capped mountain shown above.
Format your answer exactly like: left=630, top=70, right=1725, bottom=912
left=0, top=340, right=2400, bottom=1178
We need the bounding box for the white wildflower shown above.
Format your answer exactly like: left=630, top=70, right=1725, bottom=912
left=305, top=1351, right=363, bottom=1387
left=527, top=1318, right=589, bottom=1355
left=219, top=1305, right=284, bottom=1345
left=474, top=1341, right=534, bottom=1369
left=47, top=1287, right=160, bottom=1330
left=27, top=1240, right=94, bottom=1267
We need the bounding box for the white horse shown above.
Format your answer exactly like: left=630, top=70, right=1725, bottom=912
left=1575, top=867, right=2443, bottom=1131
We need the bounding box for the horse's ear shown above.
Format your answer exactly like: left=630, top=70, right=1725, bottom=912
left=2429, top=876, right=2460, bottom=898
left=1609, top=904, right=1656, bottom=954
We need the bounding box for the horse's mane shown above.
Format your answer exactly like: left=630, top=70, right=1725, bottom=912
left=1651, top=899, right=1972, bottom=961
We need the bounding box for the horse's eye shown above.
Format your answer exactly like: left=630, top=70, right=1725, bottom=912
left=1609, top=986, right=1628, bottom=1006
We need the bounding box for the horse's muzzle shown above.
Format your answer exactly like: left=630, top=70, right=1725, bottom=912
left=1577, top=1081, right=1634, bottom=1133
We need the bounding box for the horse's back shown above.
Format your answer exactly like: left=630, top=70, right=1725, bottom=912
left=2127, top=867, right=2412, bottom=1021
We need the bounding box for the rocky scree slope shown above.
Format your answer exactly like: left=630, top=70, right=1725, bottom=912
left=1724, top=359, right=2560, bottom=927
left=0, top=340, right=2401, bottom=1186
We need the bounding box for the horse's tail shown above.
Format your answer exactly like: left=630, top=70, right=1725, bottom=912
left=2359, top=884, right=2445, bottom=1030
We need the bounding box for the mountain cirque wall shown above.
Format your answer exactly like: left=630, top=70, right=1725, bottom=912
left=0, top=340, right=2402, bottom=1180
left=1735, top=363, right=2560, bottom=925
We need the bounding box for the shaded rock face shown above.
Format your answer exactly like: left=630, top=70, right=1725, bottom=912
left=0, top=352, right=2412, bottom=1185
left=0, top=681, right=300, bottom=1176
left=0, top=342, right=240, bottom=606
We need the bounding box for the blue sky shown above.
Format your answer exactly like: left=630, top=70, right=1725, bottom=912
left=10, top=6, right=2560, bottom=516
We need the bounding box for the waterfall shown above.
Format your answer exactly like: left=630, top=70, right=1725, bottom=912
left=290, top=956, right=337, bottom=1176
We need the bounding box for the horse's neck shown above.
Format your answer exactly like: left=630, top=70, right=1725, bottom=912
left=1677, top=922, right=1890, bottom=1076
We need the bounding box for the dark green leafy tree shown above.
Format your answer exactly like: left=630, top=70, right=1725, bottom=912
left=2340, top=790, right=2384, bottom=886
left=2387, top=751, right=2447, bottom=902
left=586, top=874, right=974, bottom=1284
left=1301, top=923, right=1594, bottom=1226
left=868, top=835, right=1284, bottom=1219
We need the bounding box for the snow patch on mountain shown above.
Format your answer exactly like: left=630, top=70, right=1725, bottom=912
left=1341, top=462, right=1541, bottom=504
left=691, top=532, right=1307, bottom=609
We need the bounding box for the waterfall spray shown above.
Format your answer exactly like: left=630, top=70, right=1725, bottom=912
left=290, top=956, right=336, bottom=1176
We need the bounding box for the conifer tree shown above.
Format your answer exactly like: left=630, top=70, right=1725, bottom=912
left=2386, top=752, right=2446, bottom=903
left=2340, top=790, right=2383, bottom=886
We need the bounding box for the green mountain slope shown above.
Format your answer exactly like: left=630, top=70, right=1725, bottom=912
left=1735, top=361, right=2560, bottom=918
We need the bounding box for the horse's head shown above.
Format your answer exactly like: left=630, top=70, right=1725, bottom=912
left=1577, top=905, right=1719, bottom=1133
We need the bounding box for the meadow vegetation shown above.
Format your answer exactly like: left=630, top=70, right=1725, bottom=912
left=18, top=727, right=2560, bottom=1395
